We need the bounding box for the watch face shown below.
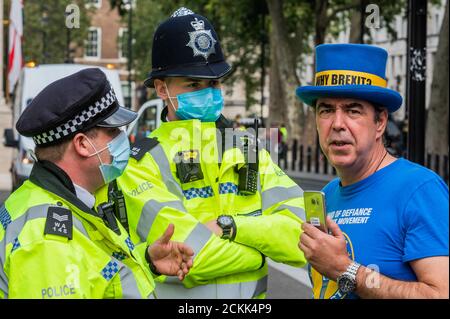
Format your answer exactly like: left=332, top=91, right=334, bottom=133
left=218, top=215, right=233, bottom=227
left=337, top=274, right=356, bottom=294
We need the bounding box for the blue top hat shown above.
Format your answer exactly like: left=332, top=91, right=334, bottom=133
left=296, top=43, right=402, bottom=113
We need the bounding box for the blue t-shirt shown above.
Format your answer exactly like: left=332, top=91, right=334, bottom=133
left=309, top=158, right=449, bottom=299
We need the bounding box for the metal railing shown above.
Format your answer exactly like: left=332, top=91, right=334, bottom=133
left=425, top=153, right=449, bottom=184
left=277, top=140, right=449, bottom=184
left=278, top=141, right=336, bottom=177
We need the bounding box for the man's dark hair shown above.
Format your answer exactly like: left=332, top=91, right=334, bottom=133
left=373, top=103, right=387, bottom=123
left=34, top=128, right=99, bottom=163
left=371, top=103, right=390, bottom=146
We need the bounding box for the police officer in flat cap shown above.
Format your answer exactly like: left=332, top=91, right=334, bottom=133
left=0, top=68, right=193, bottom=299
left=95, top=8, right=306, bottom=299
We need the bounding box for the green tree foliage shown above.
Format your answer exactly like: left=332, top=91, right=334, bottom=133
left=111, top=0, right=314, bottom=110
left=110, top=0, right=406, bottom=141
left=23, top=0, right=91, bottom=64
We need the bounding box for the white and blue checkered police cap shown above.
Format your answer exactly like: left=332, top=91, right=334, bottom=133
left=16, top=68, right=137, bottom=146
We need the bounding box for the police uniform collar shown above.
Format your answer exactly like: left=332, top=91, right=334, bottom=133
left=29, top=160, right=96, bottom=215
left=74, top=184, right=96, bottom=209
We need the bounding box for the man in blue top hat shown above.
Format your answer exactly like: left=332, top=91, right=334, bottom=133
left=297, top=44, right=448, bottom=299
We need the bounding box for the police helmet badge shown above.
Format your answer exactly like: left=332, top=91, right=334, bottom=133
left=186, top=17, right=217, bottom=60
left=171, top=7, right=194, bottom=17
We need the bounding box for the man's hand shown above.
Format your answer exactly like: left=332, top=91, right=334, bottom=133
left=299, top=216, right=351, bottom=281
left=148, top=224, right=194, bottom=280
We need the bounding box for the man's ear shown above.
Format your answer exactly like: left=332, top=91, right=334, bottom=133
left=154, top=79, right=168, bottom=99
left=72, top=133, right=93, bottom=158
left=376, top=109, right=388, bottom=140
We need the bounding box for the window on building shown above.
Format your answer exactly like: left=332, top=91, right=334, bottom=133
left=86, top=0, right=102, bottom=9
left=397, top=16, right=402, bottom=37
left=398, top=55, right=404, bottom=76
left=121, top=81, right=135, bottom=108
left=391, top=55, right=396, bottom=78
left=435, top=13, right=440, bottom=34
left=429, top=52, right=436, bottom=75
left=118, top=28, right=129, bottom=60
left=85, top=27, right=101, bottom=58
left=402, top=17, right=407, bottom=39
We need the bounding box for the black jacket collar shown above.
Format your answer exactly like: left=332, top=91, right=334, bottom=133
left=29, top=160, right=97, bottom=215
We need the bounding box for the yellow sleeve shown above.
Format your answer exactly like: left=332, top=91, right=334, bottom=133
left=233, top=149, right=307, bottom=267
left=112, top=154, right=264, bottom=287
left=6, top=238, right=103, bottom=298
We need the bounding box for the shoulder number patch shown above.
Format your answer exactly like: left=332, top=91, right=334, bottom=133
left=44, top=206, right=73, bottom=240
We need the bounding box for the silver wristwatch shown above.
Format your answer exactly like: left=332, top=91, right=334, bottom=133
left=337, top=261, right=361, bottom=294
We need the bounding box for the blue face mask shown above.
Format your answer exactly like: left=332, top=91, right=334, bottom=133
left=166, top=84, right=224, bottom=122
left=87, top=131, right=130, bottom=184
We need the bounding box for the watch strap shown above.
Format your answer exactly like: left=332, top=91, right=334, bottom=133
left=217, top=215, right=236, bottom=241
left=145, top=245, right=162, bottom=276
left=346, top=261, right=361, bottom=279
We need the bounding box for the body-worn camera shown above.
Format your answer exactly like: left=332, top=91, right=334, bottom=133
left=175, top=150, right=204, bottom=184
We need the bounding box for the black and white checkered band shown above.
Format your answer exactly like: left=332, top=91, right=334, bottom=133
left=33, top=87, right=117, bottom=145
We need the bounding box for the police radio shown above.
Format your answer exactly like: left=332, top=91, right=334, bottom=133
left=237, top=118, right=259, bottom=195
left=108, top=179, right=129, bottom=233
left=97, top=201, right=121, bottom=235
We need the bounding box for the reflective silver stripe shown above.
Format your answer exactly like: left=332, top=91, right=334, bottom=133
left=252, top=275, right=268, bottom=298
left=149, top=144, right=184, bottom=200
left=218, top=276, right=268, bottom=298
left=262, top=185, right=303, bottom=211
left=0, top=204, right=50, bottom=297
left=0, top=270, right=8, bottom=298
left=0, top=204, right=49, bottom=250
left=155, top=280, right=217, bottom=299
left=257, top=174, right=262, bottom=194
left=273, top=204, right=306, bottom=221
left=0, top=204, right=91, bottom=297
left=184, top=223, right=212, bottom=258
left=155, top=276, right=268, bottom=299
left=137, top=200, right=187, bottom=242
left=117, top=261, right=142, bottom=299
left=72, top=217, right=90, bottom=239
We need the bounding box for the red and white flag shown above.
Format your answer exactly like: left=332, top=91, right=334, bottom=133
left=8, top=0, right=24, bottom=94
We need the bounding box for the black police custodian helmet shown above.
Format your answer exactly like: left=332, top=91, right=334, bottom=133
left=16, top=68, right=137, bottom=147
left=144, top=7, right=232, bottom=88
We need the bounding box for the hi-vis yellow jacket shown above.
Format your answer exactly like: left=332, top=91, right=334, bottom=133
left=97, top=117, right=307, bottom=298
left=0, top=161, right=155, bottom=299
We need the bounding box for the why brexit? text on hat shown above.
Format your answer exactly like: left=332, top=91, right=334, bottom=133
left=296, top=43, right=403, bottom=113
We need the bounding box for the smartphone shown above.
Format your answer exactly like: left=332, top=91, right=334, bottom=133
left=304, top=191, right=328, bottom=233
